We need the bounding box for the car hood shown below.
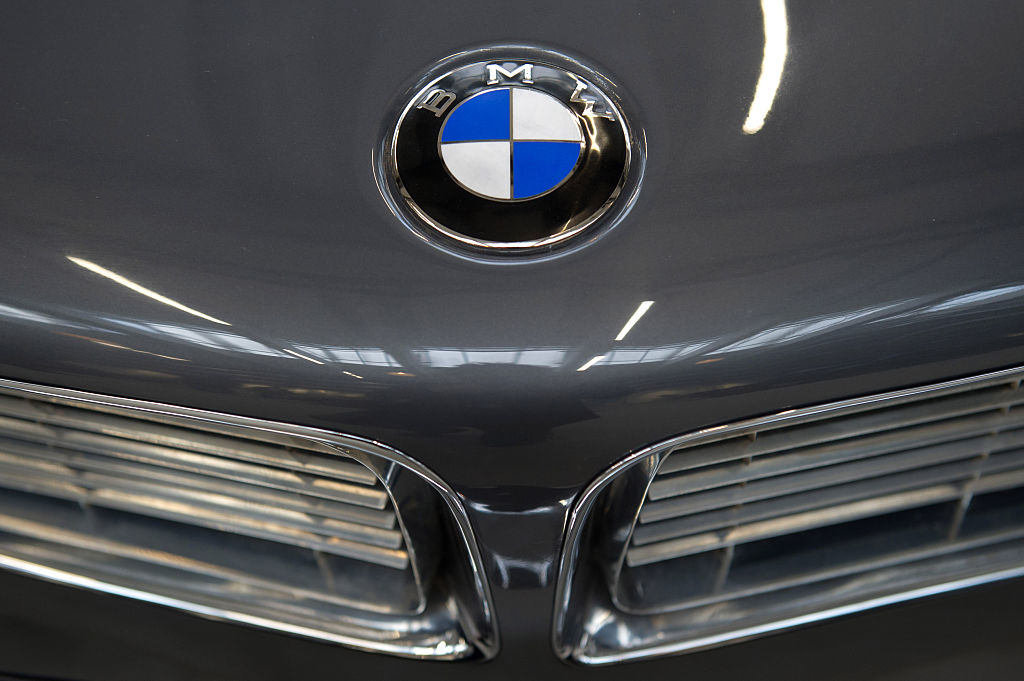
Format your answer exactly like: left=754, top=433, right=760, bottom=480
left=1, top=3, right=1023, bottom=587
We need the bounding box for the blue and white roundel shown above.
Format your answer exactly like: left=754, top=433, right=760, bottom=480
left=440, top=87, right=584, bottom=200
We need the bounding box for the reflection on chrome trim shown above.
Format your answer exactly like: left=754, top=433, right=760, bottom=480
left=580, top=566, right=1024, bottom=665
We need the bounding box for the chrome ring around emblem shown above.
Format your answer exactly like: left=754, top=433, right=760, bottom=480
left=375, top=46, right=644, bottom=258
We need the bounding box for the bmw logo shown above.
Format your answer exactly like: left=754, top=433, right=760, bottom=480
left=377, top=47, right=642, bottom=256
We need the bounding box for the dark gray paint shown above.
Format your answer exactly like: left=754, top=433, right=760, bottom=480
left=0, top=1, right=1023, bottom=677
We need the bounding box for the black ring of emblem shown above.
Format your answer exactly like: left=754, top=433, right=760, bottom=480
left=378, top=48, right=642, bottom=258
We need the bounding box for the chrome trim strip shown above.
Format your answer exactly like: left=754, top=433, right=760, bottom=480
left=576, top=566, right=1024, bottom=666
left=0, top=553, right=477, bottom=660
left=0, top=377, right=499, bottom=661
left=552, top=365, right=1024, bottom=664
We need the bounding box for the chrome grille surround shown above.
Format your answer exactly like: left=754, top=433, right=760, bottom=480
left=0, top=378, right=497, bottom=661
left=554, top=366, right=1024, bottom=665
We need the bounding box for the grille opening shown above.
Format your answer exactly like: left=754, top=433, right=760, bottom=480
left=621, top=372, right=1024, bottom=614
left=0, top=393, right=430, bottom=572
left=726, top=503, right=956, bottom=589
left=0, top=487, right=425, bottom=614
left=626, top=378, right=1024, bottom=562
left=557, top=369, right=1024, bottom=664
left=962, top=486, right=1024, bottom=535
left=0, top=383, right=495, bottom=660
left=617, top=501, right=962, bottom=612
left=614, top=546, right=720, bottom=608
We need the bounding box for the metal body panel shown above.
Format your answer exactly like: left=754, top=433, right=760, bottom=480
left=0, top=0, right=1023, bottom=677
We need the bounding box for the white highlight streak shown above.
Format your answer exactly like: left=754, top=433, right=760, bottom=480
left=282, top=348, right=325, bottom=365
left=67, top=256, right=231, bottom=326
left=614, top=301, right=655, bottom=342
left=743, top=0, right=788, bottom=135
left=576, top=355, right=606, bottom=372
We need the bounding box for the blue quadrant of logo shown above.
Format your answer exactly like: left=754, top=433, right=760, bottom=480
left=440, top=89, right=510, bottom=143
left=512, top=141, right=582, bottom=199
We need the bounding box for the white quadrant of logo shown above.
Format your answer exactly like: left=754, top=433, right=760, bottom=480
left=440, top=88, right=584, bottom=201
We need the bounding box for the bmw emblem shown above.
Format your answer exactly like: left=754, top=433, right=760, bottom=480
left=376, top=46, right=643, bottom=257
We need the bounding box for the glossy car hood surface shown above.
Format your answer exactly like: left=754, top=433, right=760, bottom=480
left=0, top=2, right=1023, bottom=679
